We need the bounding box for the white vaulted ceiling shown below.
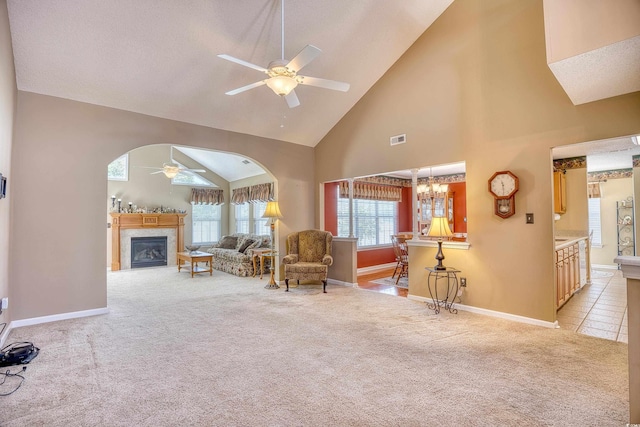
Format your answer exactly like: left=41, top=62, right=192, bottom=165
left=7, top=0, right=454, bottom=148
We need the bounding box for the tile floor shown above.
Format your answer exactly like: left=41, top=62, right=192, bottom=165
left=556, top=269, right=628, bottom=343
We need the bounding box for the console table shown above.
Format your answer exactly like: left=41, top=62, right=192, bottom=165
left=425, top=266, right=461, bottom=314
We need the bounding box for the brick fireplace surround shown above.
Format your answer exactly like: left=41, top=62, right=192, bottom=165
left=110, top=213, right=186, bottom=271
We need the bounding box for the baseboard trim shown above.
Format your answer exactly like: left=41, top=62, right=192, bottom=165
left=10, top=307, right=110, bottom=329
left=328, top=278, right=358, bottom=287
left=357, top=263, right=396, bottom=275
left=406, top=294, right=559, bottom=329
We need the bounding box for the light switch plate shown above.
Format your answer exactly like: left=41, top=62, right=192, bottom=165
left=526, top=213, right=534, bottom=224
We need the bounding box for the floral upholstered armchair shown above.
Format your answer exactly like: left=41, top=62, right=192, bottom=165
left=282, top=230, right=333, bottom=293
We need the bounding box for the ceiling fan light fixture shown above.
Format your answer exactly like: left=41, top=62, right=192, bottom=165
left=266, top=75, right=298, bottom=96
left=162, top=165, right=180, bottom=178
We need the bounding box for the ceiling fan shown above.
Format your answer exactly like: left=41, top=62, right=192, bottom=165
left=142, top=147, right=206, bottom=178
left=217, top=0, right=350, bottom=108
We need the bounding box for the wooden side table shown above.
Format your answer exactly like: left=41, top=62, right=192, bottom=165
left=177, top=251, right=213, bottom=278
left=252, top=248, right=273, bottom=279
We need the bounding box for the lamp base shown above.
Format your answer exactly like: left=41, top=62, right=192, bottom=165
left=434, top=240, right=447, bottom=270
left=264, top=267, right=280, bottom=289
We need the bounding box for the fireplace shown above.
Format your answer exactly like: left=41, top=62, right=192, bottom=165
left=131, top=236, right=168, bottom=268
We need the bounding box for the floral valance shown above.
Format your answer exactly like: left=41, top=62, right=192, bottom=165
left=231, top=182, right=274, bottom=204
left=339, top=181, right=402, bottom=202
left=191, top=188, right=224, bottom=205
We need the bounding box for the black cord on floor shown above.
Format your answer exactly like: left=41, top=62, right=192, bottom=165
left=0, top=366, right=26, bottom=396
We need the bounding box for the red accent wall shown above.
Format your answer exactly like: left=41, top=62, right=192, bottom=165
left=449, top=182, right=467, bottom=234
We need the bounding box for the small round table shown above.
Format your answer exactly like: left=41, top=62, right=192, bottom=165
left=425, top=266, right=460, bottom=314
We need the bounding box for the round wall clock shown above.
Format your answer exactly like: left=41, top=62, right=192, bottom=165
left=488, top=171, right=519, bottom=218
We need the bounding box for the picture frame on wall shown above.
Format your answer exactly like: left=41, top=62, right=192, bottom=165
left=0, top=173, right=6, bottom=199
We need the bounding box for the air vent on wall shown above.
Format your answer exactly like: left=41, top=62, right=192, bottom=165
left=390, top=134, right=406, bottom=146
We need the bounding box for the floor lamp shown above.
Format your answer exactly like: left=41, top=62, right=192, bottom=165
left=262, top=201, right=282, bottom=289
left=426, top=216, right=453, bottom=270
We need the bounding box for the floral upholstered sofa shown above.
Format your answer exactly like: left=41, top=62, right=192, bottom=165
left=205, top=233, right=271, bottom=277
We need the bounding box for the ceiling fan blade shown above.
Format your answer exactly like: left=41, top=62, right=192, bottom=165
left=217, top=54, right=268, bottom=73
left=225, top=80, right=267, bottom=96
left=184, top=169, right=206, bottom=173
left=150, top=171, right=165, bottom=175
left=284, top=90, right=300, bottom=108
left=286, top=45, right=322, bottom=73
left=298, top=75, right=350, bottom=92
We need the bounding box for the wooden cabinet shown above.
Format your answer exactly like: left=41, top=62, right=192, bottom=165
left=553, top=171, right=566, bottom=214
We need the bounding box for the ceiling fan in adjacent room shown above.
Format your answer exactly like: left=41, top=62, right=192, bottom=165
left=142, top=147, right=206, bottom=178
left=217, top=0, right=350, bottom=108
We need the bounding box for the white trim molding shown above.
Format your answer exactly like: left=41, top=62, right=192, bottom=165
left=407, top=294, right=558, bottom=329
left=10, top=307, right=109, bottom=329
left=328, top=278, right=358, bottom=288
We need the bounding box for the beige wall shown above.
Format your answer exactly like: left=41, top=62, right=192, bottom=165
left=555, top=168, right=588, bottom=233
left=10, top=92, right=315, bottom=320
left=543, top=0, right=640, bottom=63
left=591, top=177, right=634, bottom=267
left=315, top=0, right=640, bottom=322
left=0, top=0, right=15, bottom=331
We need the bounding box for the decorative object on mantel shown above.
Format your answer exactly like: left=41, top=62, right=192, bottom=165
left=261, top=200, right=283, bottom=289
left=426, top=216, right=453, bottom=270
left=185, top=245, right=201, bottom=254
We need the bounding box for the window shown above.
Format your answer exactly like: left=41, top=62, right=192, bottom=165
left=172, top=170, right=214, bottom=187
left=588, top=197, right=602, bottom=246
left=235, top=203, right=250, bottom=233
left=337, top=196, right=397, bottom=247
left=108, top=154, right=128, bottom=181
left=252, top=201, right=268, bottom=234
left=192, top=203, right=222, bottom=244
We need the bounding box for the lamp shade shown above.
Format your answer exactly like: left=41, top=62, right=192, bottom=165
left=262, top=201, right=283, bottom=219
left=265, top=76, right=298, bottom=96
left=426, top=216, right=453, bottom=239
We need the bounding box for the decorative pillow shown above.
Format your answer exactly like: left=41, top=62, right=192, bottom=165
left=237, top=238, right=255, bottom=254
left=218, top=235, right=238, bottom=249
left=242, top=239, right=261, bottom=254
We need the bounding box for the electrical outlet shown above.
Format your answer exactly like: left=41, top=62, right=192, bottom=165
left=460, top=277, right=467, bottom=287
left=1, top=297, right=7, bottom=309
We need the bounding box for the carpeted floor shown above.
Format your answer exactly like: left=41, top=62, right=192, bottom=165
left=0, top=267, right=630, bottom=426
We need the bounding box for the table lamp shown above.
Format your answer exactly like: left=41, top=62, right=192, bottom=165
left=427, top=216, right=453, bottom=270
left=262, top=201, right=283, bottom=289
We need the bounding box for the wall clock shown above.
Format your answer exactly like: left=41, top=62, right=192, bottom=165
left=488, top=171, right=519, bottom=218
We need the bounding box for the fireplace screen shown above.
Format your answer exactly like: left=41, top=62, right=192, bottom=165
left=131, top=236, right=168, bottom=268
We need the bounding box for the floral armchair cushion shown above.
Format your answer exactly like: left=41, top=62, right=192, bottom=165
left=282, top=230, right=333, bottom=293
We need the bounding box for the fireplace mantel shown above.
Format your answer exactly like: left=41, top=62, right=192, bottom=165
left=110, top=213, right=186, bottom=271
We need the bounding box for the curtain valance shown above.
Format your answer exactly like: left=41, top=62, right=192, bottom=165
left=191, top=188, right=225, bottom=205
left=249, top=183, right=274, bottom=203
left=339, top=181, right=402, bottom=202
left=231, top=182, right=274, bottom=204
